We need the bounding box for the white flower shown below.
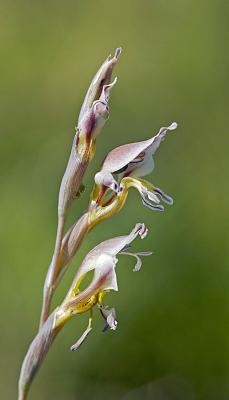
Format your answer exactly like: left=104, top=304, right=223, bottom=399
left=64, top=223, right=152, bottom=350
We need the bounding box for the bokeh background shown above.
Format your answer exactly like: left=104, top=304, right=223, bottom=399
left=1, top=1, right=229, bottom=399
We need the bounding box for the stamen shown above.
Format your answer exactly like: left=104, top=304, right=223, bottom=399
left=70, top=326, right=92, bottom=351
left=70, top=310, right=93, bottom=351
left=120, top=251, right=152, bottom=272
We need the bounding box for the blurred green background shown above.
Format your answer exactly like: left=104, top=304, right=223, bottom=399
left=1, top=0, right=229, bottom=399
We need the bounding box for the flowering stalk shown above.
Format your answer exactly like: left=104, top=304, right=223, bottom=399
left=19, top=224, right=151, bottom=400
left=40, top=48, right=121, bottom=326
left=19, top=47, right=178, bottom=400
left=40, top=122, right=177, bottom=303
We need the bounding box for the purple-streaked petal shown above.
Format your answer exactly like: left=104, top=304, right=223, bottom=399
left=77, top=64, right=118, bottom=140
left=88, top=253, right=118, bottom=292
left=101, top=122, right=178, bottom=173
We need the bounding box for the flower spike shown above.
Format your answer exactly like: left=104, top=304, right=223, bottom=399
left=39, top=49, right=121, bottom=327
left=19, top=47, right=178, bottom=400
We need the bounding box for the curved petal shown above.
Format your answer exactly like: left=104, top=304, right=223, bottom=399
left=67, top=223, right=149, bottom=297
left=82, top=223, right=149, bottom=261
left=78, top=78, right=117, bottom=138
left=101, top=122, right=177, bottom=173
left=93, top=254, right=118, bottom=292
left=98, top=77, right=118, bottom=104
left=94, top=170, right=119, bottom=193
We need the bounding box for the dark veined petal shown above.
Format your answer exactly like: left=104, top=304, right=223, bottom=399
left=153, top=187, right=174, bottom=205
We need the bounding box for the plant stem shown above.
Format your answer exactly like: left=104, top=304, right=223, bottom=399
left=39, top=214, right=65, bottom=327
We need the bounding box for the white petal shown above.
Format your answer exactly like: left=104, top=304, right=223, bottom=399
left=93, top=254, right=118, bottom=292
left=94, top=171, right=119, bottom=192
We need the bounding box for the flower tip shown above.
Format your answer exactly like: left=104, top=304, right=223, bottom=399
left=115, top=47, right=122, bottom=59
left=133, top=223, right=149, bottom=239
left=113, top=76, right=118, bottom=85
left=169, top=122, right=178, bottom=130
left=168, top=197, right=174, bottom=205
left=109, top=76, right=118, bottom=88
left=140, top=226, right=148, bottom=239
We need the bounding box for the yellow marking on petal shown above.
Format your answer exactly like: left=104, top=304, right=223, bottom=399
left=90, top=183, right=104, bottom=203
left=89, top=141, right=96, bottom=161
left=88, top=186, right=128, bottom=228
left=83, top=176, right=154, bottom=257
left=58, top=286, right=100, bottom=327
left=77, top=131, right=96, bottom=161
left=75, top=294, right=98, bottom=314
